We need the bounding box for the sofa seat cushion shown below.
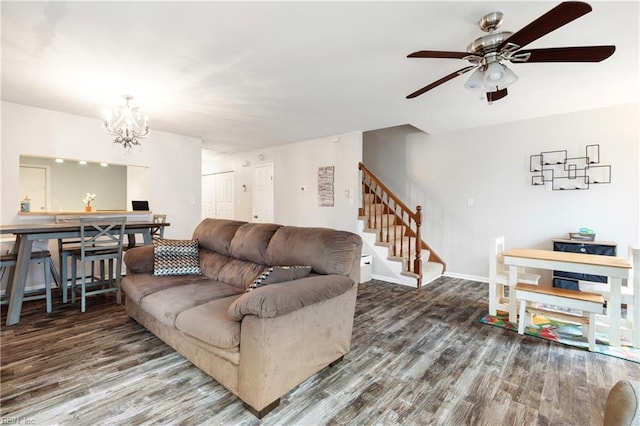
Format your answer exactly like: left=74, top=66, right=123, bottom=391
left=140, top=281, right=244, bottom=327
left=122, top=273, right=214, bottom=304
left=175, top=296, right=241, bottom=350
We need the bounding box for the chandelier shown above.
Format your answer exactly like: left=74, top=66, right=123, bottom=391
left=103, top=95, right=150, bottom=150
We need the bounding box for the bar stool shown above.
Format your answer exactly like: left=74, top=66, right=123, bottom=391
left=68, top=217, right=126, bottom=312
left=0, top=251, right=54, bottom=313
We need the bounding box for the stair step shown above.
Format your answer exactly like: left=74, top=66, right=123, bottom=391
left=363, top=203, right=385, bottom=215
left=363, top=193, right=376, bottom=204
left=377, top=225, right=406, bottom=241
left=361, top=214, right=397, bottom=227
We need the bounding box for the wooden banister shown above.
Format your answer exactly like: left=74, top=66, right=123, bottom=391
left=358, top=162, right=446, bottom=287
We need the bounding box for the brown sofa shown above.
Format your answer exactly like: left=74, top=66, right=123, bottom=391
left=121, top=218, right=362, bottom=417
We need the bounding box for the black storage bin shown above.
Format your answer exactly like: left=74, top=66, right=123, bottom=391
left=552, top=239, right=616, bottom=290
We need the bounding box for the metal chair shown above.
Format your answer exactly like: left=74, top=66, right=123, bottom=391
left=1, top=250, right=54, bottom=313
left=68, top=217, right=126, bottom=312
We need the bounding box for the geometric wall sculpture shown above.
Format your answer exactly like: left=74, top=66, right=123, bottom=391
left=530, top=144, right=611, bottom=190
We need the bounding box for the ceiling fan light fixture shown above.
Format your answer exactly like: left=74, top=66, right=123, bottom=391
left=496, top=64, right=519, bottom=90
left=464, top=68, right=486, bottom=91
left=483, top=61, right=519, bottom=91
left=485, top=61, right=504, bottom=81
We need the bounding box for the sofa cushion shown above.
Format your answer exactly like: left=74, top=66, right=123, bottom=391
left=124, top=245, right=154, bottom=273
left=153, top=239, right=201, bottom=276
left=247, top=265, right=312, bottom=291
left=122, top=273, right=215, bottom=304
left=199, top=249, right=232, bottom=280
left=175, top=296, right=241, bottom=349
left=141, top=281, right=244, bottom=327
left=228, top=274, right=354, bottom=320
left=192, top=218, right=246, bottom=256
left=217, top=258, right=267, bottom=291
left=266, top=226, right=361, bottom=276
left=230, top=223, right=281, bottom=265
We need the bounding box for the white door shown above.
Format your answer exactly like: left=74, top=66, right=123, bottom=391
left=215, top=172, right=234, bottom=219
left=201, top=174, right=216, bottom=220
left=202, top=172, right=234, bottom=220
left=252, top=164, right=274, bottom=223
left=19, top=165, right=48, bottom=211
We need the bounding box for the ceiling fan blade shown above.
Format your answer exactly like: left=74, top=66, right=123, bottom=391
left=499, top=1, right=592, bottom=51
left=406, top=66, right=475, bottom=99
left=408, top=50, right=481, bottom=60
left=486, top=88, right=508, bottom=103
left=510, top=45, right=616, bottom=63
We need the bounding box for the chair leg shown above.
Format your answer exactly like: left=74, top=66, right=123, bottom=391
left=99, top=260, right=105, bottom=289
left=81, top=260, right=87, bottom=313
left=60, top=252, right=68, bottom=303
left=44, top=258, right=52, bottom=313
left=70, top=258, right=77, bottom=304
left=115, top=258, right=122, bottom=305
left=588, top=312, right=597, bottom=352
left=518, top=300, right=527, bottom=335
left=489, top=279, right=498, bottom=316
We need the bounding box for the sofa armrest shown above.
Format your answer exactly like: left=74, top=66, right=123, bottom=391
left=123, top=245, right=154, bottom=273
left=228, top=275, right=354, bottom=320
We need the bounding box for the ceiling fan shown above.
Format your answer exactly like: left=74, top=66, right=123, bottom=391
left=406, top=1, right=615, bottom=103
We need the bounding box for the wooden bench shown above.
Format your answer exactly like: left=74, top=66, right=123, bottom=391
left=515, top=283, right=605, bottom=351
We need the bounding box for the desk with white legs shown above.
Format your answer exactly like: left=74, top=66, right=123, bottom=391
left=502, top=248, right=636, bottom=348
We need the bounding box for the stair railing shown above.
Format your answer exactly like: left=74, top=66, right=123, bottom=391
left=358, top=162, right=446, bottom=287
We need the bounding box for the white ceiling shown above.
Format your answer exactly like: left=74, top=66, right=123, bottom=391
left=2, top=1, right=638, bottom=154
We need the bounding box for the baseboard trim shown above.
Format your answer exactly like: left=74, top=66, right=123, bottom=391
left=370, top=274, right=414, bottom=287
left=370, top=272, right=488, bottom=286
left=442, top=272, right=487, bottom=284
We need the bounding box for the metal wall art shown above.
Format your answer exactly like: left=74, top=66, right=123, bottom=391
left=530, top=144, right=611, bottom=191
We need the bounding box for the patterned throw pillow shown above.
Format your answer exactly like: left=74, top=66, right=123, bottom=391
left=153, top=239, right=202, bottom=276
left=247, top=265, right=312, bottom=291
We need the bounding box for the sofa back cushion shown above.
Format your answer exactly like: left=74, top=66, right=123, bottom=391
left=199, top=249, right=231, bottom=280
left=266, top=226, right=361, bottom=276
left=192, top=218, right=246, bottom=255
left=218, top=258, right=267, bottom=290
left=230, top=223, right=282, bottom=265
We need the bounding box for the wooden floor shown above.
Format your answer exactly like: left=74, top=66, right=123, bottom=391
left=2, top=277, right=639, bottom=425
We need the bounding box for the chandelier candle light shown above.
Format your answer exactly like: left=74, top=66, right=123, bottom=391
left=103, top=95, right=150, bottom=151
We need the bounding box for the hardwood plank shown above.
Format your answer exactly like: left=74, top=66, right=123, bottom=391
left=2, top=277, right=639, bottom=425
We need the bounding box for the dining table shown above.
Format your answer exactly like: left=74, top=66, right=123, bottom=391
left=502, top=247, right=637, bottom=348
left=0, top=220, right=169, bottom=325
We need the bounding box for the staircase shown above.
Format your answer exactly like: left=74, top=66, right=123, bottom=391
left=358, top=163, right=445, bottom=288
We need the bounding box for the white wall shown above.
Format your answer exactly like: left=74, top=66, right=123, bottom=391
left=1, top=101, right=202, bottom=239
left=202, top=131, right=362, bottom=232
left=364, top=103, right=640, bottom=281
